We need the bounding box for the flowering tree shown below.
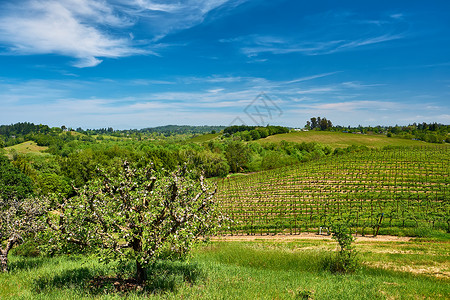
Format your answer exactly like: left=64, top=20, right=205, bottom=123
left=0, top=197, right=45, bottom=272
left=47, top=161, right=220, bottom=283
left=0, top=155, right=42, bottom=272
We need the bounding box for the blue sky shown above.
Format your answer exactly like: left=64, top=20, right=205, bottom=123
left=0, top=0, right=449, bottom=129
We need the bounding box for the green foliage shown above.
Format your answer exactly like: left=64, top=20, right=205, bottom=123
left=225, top=141, right=251, bottom=173
left=36, top=173, right=73, bottom=197
left=306, top=116, right=333, bottom=130
left=333, top=122, right=450, bottom=144
left=223, top=125, right=289, bottom=141
left=328, top=219, right=359, bottom=274
left=181, top=149, right=229, bottom=177
left=0, top=155, right=34, bottom=200
left=10, top=240, right=40, bottom=257
left=137, top=125, right=225, bottom=136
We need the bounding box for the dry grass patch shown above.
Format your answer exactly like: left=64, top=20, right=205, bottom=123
left=4, top=141, right=48, bottom=158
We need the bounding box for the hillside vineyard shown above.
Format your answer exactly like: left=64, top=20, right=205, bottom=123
left=215, top=146, right=449, bottom=235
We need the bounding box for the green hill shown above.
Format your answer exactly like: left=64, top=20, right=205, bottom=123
left=258, top=131, right=430, bottom=149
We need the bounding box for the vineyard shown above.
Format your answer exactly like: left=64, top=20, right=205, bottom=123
left=215, top=146, right=450, bottom=235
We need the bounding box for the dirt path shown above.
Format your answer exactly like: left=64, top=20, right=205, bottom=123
left=211, top=232, right=411, bottom=242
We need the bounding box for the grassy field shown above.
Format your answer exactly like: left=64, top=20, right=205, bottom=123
left=4, top=141, right=49, bottom=159
left=259, top=131, right=429, bottom=149
left=1, top=237, right=448, bottom=299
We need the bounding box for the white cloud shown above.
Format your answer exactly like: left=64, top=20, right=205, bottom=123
left=208, top=88, right=225, bottom=93
left=125, top=0, right=238, bottom=40
left=0, top=0, right=244, bottom=67
left=0, top=0, right=146, bottom=67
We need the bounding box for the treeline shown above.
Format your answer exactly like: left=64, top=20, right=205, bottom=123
left=335, top=123, right=449, bottom=143
left=385, top=123, right=449, bottom=143
left=80, top=125, right=226, bottom=137
left=71, top=125, right=229, bottom=139
left=304, top=117, right=449, bottom=144
left=138, top=125, right=226, bottom=135
left=3, top=137, right=341, bottom=199
left=0, top=122, right=51, bottom=137
left=305, top=117, right=333, bottom=130
left=223, top=125, right=289, bottom=141
left=0, top=122, right=54, bottom=147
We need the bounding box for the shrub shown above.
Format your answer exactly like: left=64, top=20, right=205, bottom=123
left=326, top=219, right=359, bottom=274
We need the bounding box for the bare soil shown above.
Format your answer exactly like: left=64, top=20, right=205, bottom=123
left=211, top=232, right=411, bottom=242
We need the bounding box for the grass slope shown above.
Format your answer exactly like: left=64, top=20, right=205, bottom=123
left=259, top=131, right=429, bottom=149
left=1, top=238, right=448, bottom=299
left=4, top=141, right=48, bottom=159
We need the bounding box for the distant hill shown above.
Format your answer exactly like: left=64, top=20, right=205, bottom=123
left=0, top=122, right=50, bottom=137
left=138, top=125, right=225, bottom=135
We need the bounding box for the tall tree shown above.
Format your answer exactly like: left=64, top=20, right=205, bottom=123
left=225, top=141, right=251, bottom=173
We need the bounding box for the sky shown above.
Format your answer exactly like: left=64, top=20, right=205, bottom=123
left=0, top=0, right=449, bottom=129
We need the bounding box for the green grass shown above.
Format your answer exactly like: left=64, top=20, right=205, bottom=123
left=258, top=131, right=434, bottom=149
left=1, top=238, right=448, bottom=299
left=4, top=141, right=49, bottom=159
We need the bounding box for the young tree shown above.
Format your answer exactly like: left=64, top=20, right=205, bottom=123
left=46, top=161, right=220, bottom=284
left=0, top=197, right=45, bottom=272
left=328, top=219, right=358, bottom=273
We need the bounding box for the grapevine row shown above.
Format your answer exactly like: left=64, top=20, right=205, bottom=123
left=215, top=146, right=449, bottom=235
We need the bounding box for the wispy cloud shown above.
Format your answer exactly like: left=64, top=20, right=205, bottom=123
left=305, top=100, right=402, bottom=112
left=0, top=0, right=245, bottom=67
left=1, top=74, right=448, bottom=128
left=283, top=72, right=341, bottom=84
left=223, top=10, right=409, bottom=57
left=121, top=0, right=238, bottom=40
left=234, top=33, right=406, bottom=57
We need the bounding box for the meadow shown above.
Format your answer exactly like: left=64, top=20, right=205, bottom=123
left=4, top=141, right=49, bottom=159
left=1, top=237, right=448, bottom=299
left=259, top=131, right=428, bottom=149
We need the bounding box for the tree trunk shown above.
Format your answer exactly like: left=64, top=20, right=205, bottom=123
left=1, top=235, right=20, bottom=272
left=136, top=260, right=147, bottom=284
left=1, top=250, right=8, bottom=272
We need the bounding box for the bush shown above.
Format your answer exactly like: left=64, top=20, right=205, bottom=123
left=10, top=240, right=40, bottom=257
left=326, top=220, right=359, bottom=274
